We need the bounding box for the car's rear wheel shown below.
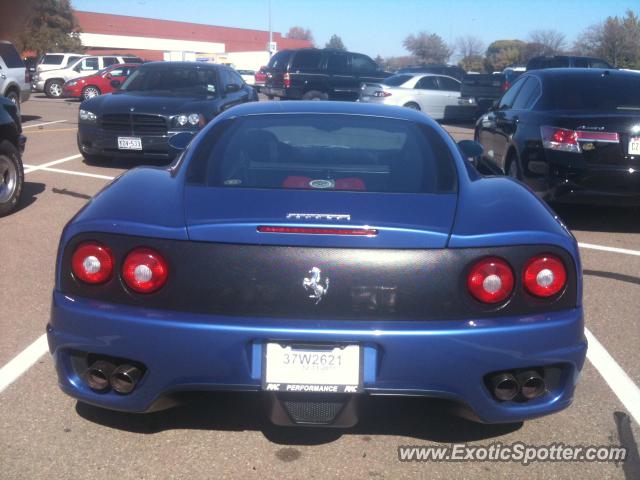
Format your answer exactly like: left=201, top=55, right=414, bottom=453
left=0, top=140, right=24, bottom=216
left=45, top=79, right=64, bottom=98
left=302, top=90, right=328, bottom=101
left=81, top=86, right=101, bottom=101
left=403, top=102, right=420, bottom=110
left=5, top=90, right=20, bottom=114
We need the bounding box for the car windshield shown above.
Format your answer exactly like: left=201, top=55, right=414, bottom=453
left=187, top=114, right=457, bottom=194
left=383, top=74, right=413, bottom=86
left=120, top=65, right=218, bottom=95
left=547, top=74, right=640, bottom=111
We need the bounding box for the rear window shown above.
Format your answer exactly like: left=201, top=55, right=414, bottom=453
left=41, top=54, right=64, bottom=65
left=122, top=57, right=143, bottom=64
left=383, top=74, right=413, bottom=86
left=187, top=114, right=457, bottom=194
left=268, top=51, right=293, bottom=72
left=546, top=74, right=640, bottom=111
left=0, top=43, right=24, bottom=68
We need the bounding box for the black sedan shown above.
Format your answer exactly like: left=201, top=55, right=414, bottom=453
left=474, top=68, right=640, bottom=206
left=77, top=62, right=258, bottom=162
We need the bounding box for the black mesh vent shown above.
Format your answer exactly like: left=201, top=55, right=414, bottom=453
left=282, top=396, right=347, bottom=424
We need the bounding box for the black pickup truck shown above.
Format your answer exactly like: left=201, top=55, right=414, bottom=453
left=262, top=48, right=390, bottom=101
left=0, top=96, right=25, bottom=216
left=457, top=70, right=524, bottom=118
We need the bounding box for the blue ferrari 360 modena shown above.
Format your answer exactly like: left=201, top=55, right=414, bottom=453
left=49, top=101, right=587, bottom=427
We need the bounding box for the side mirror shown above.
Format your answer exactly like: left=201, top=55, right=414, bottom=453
left=225, top=83, right=241, bottom=93
left=110, top=79, right=121, bottom=89
left=458, top=140, right=484, bottom=162
left=105, top=73, right=112, bottom=79
left=168, top=131, right=195, bottom=151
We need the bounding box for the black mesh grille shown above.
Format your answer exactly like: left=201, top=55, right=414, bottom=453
left=282, top=397, right=346, bottom=424
left=101, top=114, right=167, bottom=135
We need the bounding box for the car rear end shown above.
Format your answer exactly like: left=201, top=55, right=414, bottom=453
left=459, top=73, right=508, bottom=117
left=254, top=66, right=267, bottom=89
left=536, top=71, right=640, bottom=205
left=359, top=74, right=415, bottom=106
left=262, top=50, right=294, bottom=99
left=49, top=105, right=585, bottom=426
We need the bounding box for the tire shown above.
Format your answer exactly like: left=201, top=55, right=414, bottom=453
left=81, top=85, right=101, bottom=101
left=0, top=140, right=24, bottom=216
left=403, top=102, right=421, bottom=111
left=5, top=89, right=20, bottom=114
left=45, top=79, right=64, bottom=98
left=302, top=90, right=328, bottom=101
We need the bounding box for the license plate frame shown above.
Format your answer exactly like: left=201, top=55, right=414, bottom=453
left=262, top=343, right=362, bottom=394
left=628, top=136, right=640, bottom=156
left=117, top=136, right=142, bottom=150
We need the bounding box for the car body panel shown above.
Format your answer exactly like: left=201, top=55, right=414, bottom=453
left=63, top=63, right=139, bottom=99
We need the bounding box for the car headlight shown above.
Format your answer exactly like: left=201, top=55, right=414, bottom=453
left=174, top=113, right=202, bottom=128
left=79, top=109, right=97, bottom=122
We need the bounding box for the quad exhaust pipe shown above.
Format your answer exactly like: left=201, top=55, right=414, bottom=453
left=489, top=370, right=546, bottom=401
left=84, top=361, right=142, bottom=394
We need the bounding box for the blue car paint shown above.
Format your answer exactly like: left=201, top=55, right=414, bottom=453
left=50, top=101, right=586, bottom=423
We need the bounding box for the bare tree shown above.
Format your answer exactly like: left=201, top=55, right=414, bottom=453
left=528, top=29, right=566, bottom=55
left=455, top=35, right=484, bottom=59
left=286, top=26, right=314, bottom=44
left=403, top=32, right=452, bottom=64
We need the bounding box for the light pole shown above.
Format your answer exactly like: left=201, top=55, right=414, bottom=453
left=268, top=0, right=273, bottom=56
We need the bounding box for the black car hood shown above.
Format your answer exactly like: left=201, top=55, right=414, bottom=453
left=84, top=90, right=216, bottom=115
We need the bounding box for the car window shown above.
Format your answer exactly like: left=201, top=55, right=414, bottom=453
left=122, top=57, right=143, bottom=64
left=267, top=51, right=292, bottom=71
left=102, top=57, right=119, bottom=67
left=497, top=76, right=526, bottom=109
left=109, top=68, right=126, bottom=77
left=327, top=52, right=349, bottom=73
left=291, top=50, right=322, bottom=70
left=511, top=77, right=541, bottom=110
left=79, top=57, right=99, bottom=70
left=437, top=77, right=460, bottom=92
left=66, top=56, right=83, bottom=67
left=573, top=58, right=588, bottom=68
left=187, top=114, right=457, bottom=194
left=0, top=43, right=24, bottom=68
left=546, top=74, right=640, bottom=111
left=219, top=69, right=232, bottom=87
left=41, top=54, right=64, bottom=65
left=383, top=74, right=413, bottom=86
left=351, top=54, right=377, bottom=74
left=415, top=76, right=439, bottom=90
left=590, top=59, right=611, bottom=68
left=122, top=66, right=219, bottom=94
left=228, top=70, right=245, bottom=85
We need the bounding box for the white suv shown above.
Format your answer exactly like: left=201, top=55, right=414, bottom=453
left=36, top=53, right=85, bottom=75
left=0, top=41, right=30, bottom=112
left=34, top=55, right=143, bottom=98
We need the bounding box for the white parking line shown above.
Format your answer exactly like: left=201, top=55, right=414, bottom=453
left=22, top=120, right=67, bottom=129
left=578, top=242, right=640, bottom=257
left=0, top=335, right=48, bottom=394
left=23, top=154, right=82, bottom=174
left=40, top=167, right=115, bottom=181
left=585, top=328, right=640, bottom=425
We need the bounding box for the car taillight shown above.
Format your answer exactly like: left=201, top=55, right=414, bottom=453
left=71, top=242, right=114, bottom=284
left=540, top=125, right=579, bottom=153
left=501, top=81, right=510, bottom=92
left=467, top=257, right=515, bottom=304
left=25, top=70, right=30, bottom=83
left=283, top=72, right=291, bottom=88
left=122, top=248, right=169, bottom=293
left=523, top=254, right=566, bottom=298
left=258, top=226, right=378, bottom=236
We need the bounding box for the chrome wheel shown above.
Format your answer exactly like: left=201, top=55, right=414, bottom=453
left=0, top=155, right=18, bottom=204
left=83, top=86, right=100, bottom=100
left=48, top=81, right=62, bottom=97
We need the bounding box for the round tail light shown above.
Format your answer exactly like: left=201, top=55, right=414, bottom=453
left=122, top=248, right=169, bottom=294
left=71, top=242, right=114, bottom=284
left=523, top=254, right=566, bottom=297
left=467, top=257, right=514, bottom=304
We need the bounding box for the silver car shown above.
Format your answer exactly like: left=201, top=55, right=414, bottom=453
left=359, top=73, right=461, bottom=120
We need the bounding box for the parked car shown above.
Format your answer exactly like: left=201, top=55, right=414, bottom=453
left=474, top=68, right=640, bottom=205
left=0, top=96, right=26, bottom=216
left=35, top=52, right=85, bottom=75
left=396, top=64, right=466, bottom=81
left=254, top=66, right=268, bottom=90
left=34, top=55, right=144, bottom=98
left=0, top=41, right=30, bottom=112
left=63, top=63, right=140, bottom=101
left=50, top=100, right=585, bottom=427
left=359, top=73, right=461, bottom=120
left=236, top=69, right=255, bottom=86
left=526, top=55, right=613, bottom=71
left=77, top=61, right=258, bottom=162
left=263, top=48, right=390, bottom=101
left=457, top=69, right=524, bottom=118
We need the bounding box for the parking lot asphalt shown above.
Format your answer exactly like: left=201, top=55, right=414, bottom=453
left=0, top=96, right=638, bottom=479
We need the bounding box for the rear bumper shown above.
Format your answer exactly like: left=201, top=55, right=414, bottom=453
left=77, top=125, right=179, bottom=160
left=48, top=291, right=586, bottom=424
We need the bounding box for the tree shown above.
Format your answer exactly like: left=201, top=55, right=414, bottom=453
left=325, top=34, right=346, bottom=50
left=374, top=54, right=385, bottom=69
left=286, top=26, right=314, bottom=44
left=484, top=39, right=526, bottom=72
left=528, top=29, right=566, bottom=56
left=403, top=32, right=452, bottom=64
left=9, top=0, right=83, bottom=55
left=455, top=35, right=485, bottom=72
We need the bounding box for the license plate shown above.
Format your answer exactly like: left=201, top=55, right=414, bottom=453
left=263, top=343, right=361, bottom=393
left=117, top=137, right=142, bottom=150
left=629, top=137, right=640, bottom=155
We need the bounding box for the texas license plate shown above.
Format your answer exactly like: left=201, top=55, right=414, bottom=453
left=117, top=137, right=142, bottom=150
left=263, top=343, right=361, bottom=393
left=629, top=137, right=640, bottom=155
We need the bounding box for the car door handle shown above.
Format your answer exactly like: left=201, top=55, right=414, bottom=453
left=0, top=74, right=5, bottom=80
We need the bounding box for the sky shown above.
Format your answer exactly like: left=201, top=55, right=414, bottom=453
left=72, top=0, right=637, bottom=59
